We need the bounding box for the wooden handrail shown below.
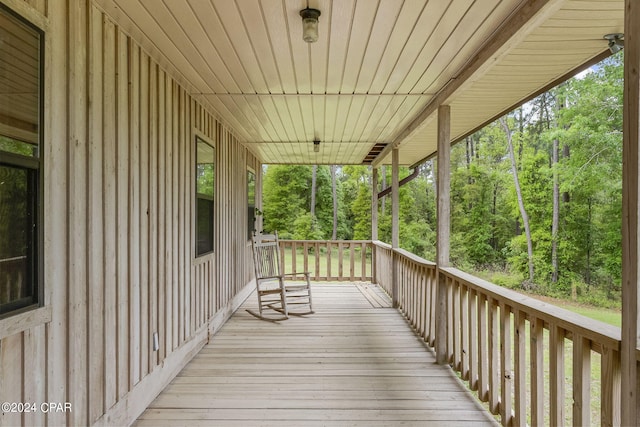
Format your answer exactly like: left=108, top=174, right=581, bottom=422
left=441, top=267, right=621, bottom=350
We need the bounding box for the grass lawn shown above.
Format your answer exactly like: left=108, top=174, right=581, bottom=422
left=528, top=294, right=621, bottom=328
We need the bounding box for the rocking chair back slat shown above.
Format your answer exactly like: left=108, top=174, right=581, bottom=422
left=254, top=241, right=279, bottom=279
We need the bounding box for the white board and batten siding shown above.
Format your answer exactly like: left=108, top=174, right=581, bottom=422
left=0, top=0, right=257, bottom=425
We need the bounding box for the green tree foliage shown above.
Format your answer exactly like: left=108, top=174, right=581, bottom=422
left=263, top=165, right=341, bottom=239
left=262, top=165, right=311, bottom=237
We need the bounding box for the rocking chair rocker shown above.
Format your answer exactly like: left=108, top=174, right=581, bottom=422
left=248, top=232, right=314, bottom=321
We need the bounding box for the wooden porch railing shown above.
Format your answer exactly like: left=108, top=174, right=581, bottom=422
left=273, top=239, right=632, bottom=425
left=278, top=240, right=372, bottom=282
left=371, top=241, right=627, bottom=427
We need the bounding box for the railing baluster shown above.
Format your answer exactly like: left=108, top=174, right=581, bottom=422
left=303, top=241, right=309, bottom=277
left=338, top=242, right=343, bottom=279
left=530, top=317, right=544, bottom=427
left=513, top=310, right=526, bottom=427
left=350, top=242, right=355, bottom=281
left=478, top=292, right=489, bottom=402
left=461, top=284, right=469, bottom=380
left=405, top=260, right=410, bottom=318
left=572, top=334, right=591, bottom=427
left=446, top=276, right=454, bottom=363
left=601, top=346, right=621, bottom=427
left=326, top=242, right=332, bottom=280
left=468, top=288, right=478, bottom=391
left=361, top=242, right=367, bottom=280
left=488, top=297, right=500, bottom=415
left=500, top=303, right=512, bottom=425
left=419, top=266, right=424, bottom=332
left=403, top=259, right=408, bottom=312
left=278, top=240, right=289, bottom=271
left=314, top=242, right=320, bottom=280
left=454, top=280, right=461, bottom=369
left=414, top=265, right=420, bottom=330
left=429, top=268, right=437, bottom=347
left=550, top=324, right=565, bottom=426
left=411, top=261, right=417, bottom=327
left=291, top=241, right=297, bottom=277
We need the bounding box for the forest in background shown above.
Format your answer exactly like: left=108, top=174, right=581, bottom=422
left=262, top=53, right=623, bottom=308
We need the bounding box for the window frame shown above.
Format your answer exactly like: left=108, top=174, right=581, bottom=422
left=247, top=167, right=256, bottom=240
left=0, top=3, right=45, bottom=321
left=194, top=134, right=215, bottom=258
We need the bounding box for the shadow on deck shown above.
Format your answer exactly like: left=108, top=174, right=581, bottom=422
left=135, top=283, right=497, bottom=426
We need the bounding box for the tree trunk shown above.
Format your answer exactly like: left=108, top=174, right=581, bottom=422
left=381, top=165, right=387, bottom=215
left=500, top=117, right=535, bottom=285
left=562, top=144, right=571, bottom=203
left=586, top=197, right=592, bottom=288
left=311, top=165, right=317, bottom=217
left=492, top=184, right=498, bottom=251
left=430, top=160, right=437, bottom=197
left=331, top=165, right=338, bottom=240
left=551, top=136, right=559, bottom=284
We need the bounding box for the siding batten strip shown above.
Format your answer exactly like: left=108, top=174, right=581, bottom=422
left=164, top=74, right=173, bottom=355
left=46, top=0, right=69, bottom=420
left=157, top=69, right=166, bottom=362
left=129, top=37, right=141, bottom=389
left=116, top=28, right=131, bottom=401
left=88, top=5, right=105, bottom=422
left=149, top=61, right=159, bottom=370
left=102, top=16, right=118, bottom=410
left=67, top=0, right=89, bottom=423
left=139, top=51, right=150, bottom=379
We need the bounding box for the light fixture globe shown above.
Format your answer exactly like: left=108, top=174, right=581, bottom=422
left=604, top=33, right=624, bottom=54
left=300, top=7, right=321, bottom=43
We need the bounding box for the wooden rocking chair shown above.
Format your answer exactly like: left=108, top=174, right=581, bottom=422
left=248, top=232, right=314, bottom=321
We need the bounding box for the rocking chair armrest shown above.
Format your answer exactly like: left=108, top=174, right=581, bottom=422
left=282, top=272, right=310, bottom=278
left=257, top=274, right=283, bottom=280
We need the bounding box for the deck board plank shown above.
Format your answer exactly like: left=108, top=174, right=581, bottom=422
left=135, top=283, right=497, bottom=426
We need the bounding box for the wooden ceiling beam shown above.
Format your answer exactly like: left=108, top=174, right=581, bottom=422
left=372, top=0, right=565, bottom=167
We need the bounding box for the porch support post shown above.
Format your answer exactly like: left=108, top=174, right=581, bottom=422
left=622, top=0, right=640, bottom=424
left=391, top=148, right=400, bottom=308
left=372, top=167, right=379, bottom=241
left=371, top=167, right=379, bottom=285
left=435, top=105, right=451, bottom=365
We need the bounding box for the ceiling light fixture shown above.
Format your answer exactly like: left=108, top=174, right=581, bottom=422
left=604, top=33, right=624, bottom=54
left=313, top=139, right=320, bottom=152
left=300, top=7, right=321, bottom=43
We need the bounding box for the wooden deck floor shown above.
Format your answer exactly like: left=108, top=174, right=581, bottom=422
left=135, top=283, right=497, bottom=426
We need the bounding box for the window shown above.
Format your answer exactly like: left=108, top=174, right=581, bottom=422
left=247, top=168, right=256, bottom=238
left=0, top=5, right=43, bottom=318
left=195, top=136, right=214, bottom=256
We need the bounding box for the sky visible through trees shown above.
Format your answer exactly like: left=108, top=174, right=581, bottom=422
left=262, top=52, right=623, bottom=306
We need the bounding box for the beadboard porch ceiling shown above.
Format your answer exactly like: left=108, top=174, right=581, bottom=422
left=94, top=0, right=624, bottom=166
